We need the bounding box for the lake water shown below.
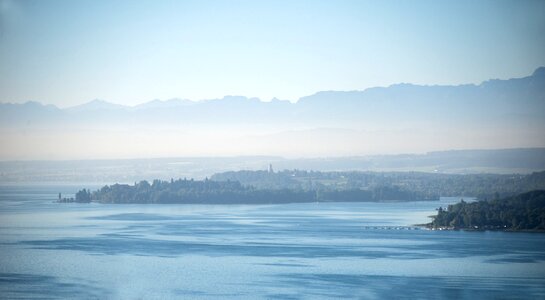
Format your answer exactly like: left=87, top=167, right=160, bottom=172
left=1, top=185, right=545, bottom=299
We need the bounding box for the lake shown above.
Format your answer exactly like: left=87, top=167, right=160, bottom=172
left=1, top=185, right=544, bottom=299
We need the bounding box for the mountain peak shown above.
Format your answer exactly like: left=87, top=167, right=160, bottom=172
left=270, top=97, right=291, bottom=103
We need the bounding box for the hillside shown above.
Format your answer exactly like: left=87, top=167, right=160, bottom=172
left=428, top=190, right=545, bottom=231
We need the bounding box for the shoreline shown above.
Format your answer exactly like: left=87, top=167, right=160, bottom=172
left=418, top=224, right=545, bottom=233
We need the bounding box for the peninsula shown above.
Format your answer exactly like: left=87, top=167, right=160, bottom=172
left=427, top=190, right=545, bottom=232
left=65, top=170, right=545, bottom=205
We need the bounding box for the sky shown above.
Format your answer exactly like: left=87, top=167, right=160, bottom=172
left=1, top=0, right=544, bottom=107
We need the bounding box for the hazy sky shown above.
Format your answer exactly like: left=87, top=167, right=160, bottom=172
left=1, top=0, right=544, bottom=107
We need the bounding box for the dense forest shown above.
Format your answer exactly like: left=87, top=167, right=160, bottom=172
left=211, top=170, right=545, bottom=200
left=69, top=170, right=545, bottom=205
left=72, top=177, right=433, bottom=204
left=428, top=190, right=545, bottom=231
left=83, top=179, right=314, bottom=204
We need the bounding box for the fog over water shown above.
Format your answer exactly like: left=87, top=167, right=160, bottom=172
left=1, top=1, right=545, bottom=299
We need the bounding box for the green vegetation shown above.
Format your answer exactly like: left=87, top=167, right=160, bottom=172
left=58, top=188, right=91, bottom=203
left=212, top=170, right=545, bottom=200
left=68, top=170, right=545, bottom=205
left=428, top=190, right=545, bottom=231
left=75, top=188, right=91, bottom=203
left=73, top=176, right=433, bottom=204
left=86, top=179, right=316, bottom=204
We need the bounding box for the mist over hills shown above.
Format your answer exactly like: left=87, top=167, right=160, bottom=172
left=0, top=68, right=544, bottom=160
left=1, top=148, right=544, bottom=184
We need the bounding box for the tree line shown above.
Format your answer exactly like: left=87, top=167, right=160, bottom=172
left=72, top=177, right=433, bottom=204
left=428, top=190, right=545, bottom=231
left=68, top=170, right=545, bottom=205
left=211, top=170, right=545, bottom=200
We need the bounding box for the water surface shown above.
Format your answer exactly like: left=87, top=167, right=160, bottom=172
left=1, top=185, right=544, bottom=299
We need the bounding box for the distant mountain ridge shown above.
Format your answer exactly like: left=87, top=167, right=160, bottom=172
left=65, top=99, right=127, bottom=112
left=0, top=68, right=544, bottom=159
left=2, top=66, right=543, bottom=115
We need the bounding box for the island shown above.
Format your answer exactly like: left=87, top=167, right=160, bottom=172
left=427, top=190, right=545, bottom=232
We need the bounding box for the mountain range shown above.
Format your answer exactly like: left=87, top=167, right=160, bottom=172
left=0, top=67, right=544, bottom=160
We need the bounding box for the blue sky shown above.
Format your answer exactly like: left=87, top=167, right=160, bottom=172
left=1, top=0, right=544, bottom=107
